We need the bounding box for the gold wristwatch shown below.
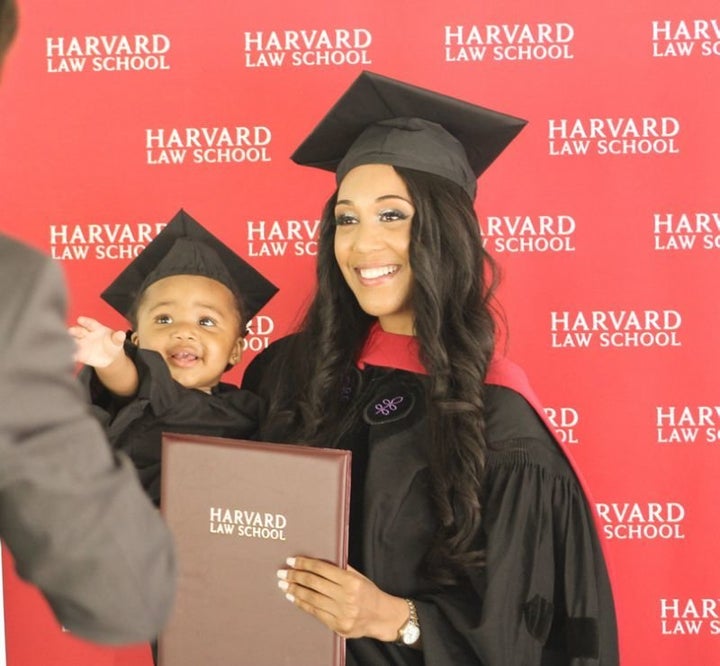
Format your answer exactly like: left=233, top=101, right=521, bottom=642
left=395, top=599, right=421, bottom=646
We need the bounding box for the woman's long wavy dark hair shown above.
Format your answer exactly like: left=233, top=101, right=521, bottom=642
left=261, top=166, right=500, bottom=584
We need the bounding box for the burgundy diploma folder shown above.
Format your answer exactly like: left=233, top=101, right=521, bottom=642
left=158, top=433, right=351, bottom=666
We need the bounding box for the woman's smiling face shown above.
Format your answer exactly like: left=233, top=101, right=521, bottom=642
left=333, top=163, right=415, bottom=335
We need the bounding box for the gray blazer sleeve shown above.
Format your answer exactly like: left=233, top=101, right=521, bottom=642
left=0, top=236, right=176, bottom=644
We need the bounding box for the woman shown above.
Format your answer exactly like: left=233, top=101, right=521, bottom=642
left=243, top=71, right=618, bottom=665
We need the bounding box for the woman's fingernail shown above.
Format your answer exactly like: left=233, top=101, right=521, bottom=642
left=276, top=569, right=288, bottom=580
left=277, top=580, right=289, bottom=591
left=285, top=592, right=295, bottom=603
left=286, top=556, right=296, bottom=567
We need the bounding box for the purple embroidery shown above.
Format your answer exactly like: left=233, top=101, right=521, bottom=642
left=374, top=396, right=404, bottom=416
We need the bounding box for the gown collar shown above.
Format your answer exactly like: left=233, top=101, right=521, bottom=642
left=356, top=321, right=552, bottom=437
left=357, top=322, right=427, bottom=374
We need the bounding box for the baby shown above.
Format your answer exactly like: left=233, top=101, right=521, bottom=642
left=70, top=209, right=277, bottom=505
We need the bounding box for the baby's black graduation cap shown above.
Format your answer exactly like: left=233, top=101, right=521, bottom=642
left=101, top=209, right=278, bottom=325
left=291, top=70, right=527, bottom=200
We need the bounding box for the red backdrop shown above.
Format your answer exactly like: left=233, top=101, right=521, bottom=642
left=0, top=0, right=718, bottom=664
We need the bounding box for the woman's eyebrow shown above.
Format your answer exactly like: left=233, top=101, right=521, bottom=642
left=335, top=194, right=413, bottom=206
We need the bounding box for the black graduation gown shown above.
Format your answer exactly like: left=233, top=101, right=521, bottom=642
left=81, top=343, right=261, bottom=506
left=243, top=328, right=619, bottom=666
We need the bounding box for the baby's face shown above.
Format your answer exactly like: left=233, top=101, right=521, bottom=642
left=132, top=274, right=243, bottom=393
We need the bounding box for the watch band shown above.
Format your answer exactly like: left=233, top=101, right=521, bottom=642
left=395, top=598, right=421, bottom=646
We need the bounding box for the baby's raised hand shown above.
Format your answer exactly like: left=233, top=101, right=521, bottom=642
left=69, top=316, right=127, bottom=368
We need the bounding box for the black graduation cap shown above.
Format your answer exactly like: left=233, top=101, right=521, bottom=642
left=101, top=209, right=278, bottom=324
left=291, top=70, right=527, bottom=200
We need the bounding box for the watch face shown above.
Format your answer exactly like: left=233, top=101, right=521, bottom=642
left=402, top=623, right=421, bottom=645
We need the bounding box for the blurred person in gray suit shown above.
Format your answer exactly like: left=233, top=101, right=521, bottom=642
left=0, top=0, right=176, bottom=644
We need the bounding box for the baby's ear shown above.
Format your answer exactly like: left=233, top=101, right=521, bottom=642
left=229, top=338, right=243, bottom=366
left=129, top=330, right=139, bottom=346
